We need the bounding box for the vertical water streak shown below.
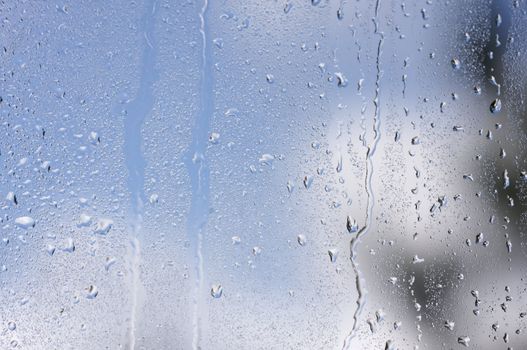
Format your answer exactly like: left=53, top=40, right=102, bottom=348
left=123, top=0, right=158, bottom=348
left=186, top=0, right=213, bottom=348
left=342, top=0, right=383, bottom=348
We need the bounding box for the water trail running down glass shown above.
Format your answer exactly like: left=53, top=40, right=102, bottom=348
left=342, top=0, right=383, bottom=348
left=123, top=0, right=158, bottom=348
left=185, top=0, right=213, bottom=349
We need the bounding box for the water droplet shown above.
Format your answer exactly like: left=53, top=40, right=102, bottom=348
left=7, top=321, right=16, bottom=331
left=376, top=309, right=386, bottom=322
left=78, top=213, right=92, bottom=227
left=252, top=246, right=262, bottom=255
left=208, top=132, right=220, bottom=144
left=303, top=175, right=313, bottom=189
left=297, top=234, right=306, bottom=246
left=212, top=38, right=223, bottom=49
left=224, top=108, right=239, bottom=118
left=457, top=336, right=470, bottom=347
left=211, top=284, right=223, bottom=298
left=346, top=216, right=359, bottom=233
left=14, top=216, right=35, bottom=229
left=86, top=285, right=98, bottom=299
left=490, top=98, right=502, bottom=114
left=337, top=8, right=344, bottom=20
left=46, top=245, right=56, bottom=256
left=94, top=218, right=113, bottom=235
left=105, top=257, right=116, bottom=271
left=336, top=153, right=343, bottom=173
left=335, top=72, right=348, bottom=87
left=496, top=13, right=502, bottom=27
left=149, top=193, right=159, bottom=204
left=287, top=180, right=294, bottom=193
left=451, top=58, right=461, bottom=69
left=503, top=169, right=510, bottom=189
left=6, top=192, right=17, bottom=205
left=328, top=249, right=339, bottom=263
left=412, top=255, right=424, bottom=264
left=259, top=154, right=275, bottom=165
left=88, top=131, right=100, bottom=144
left=63, top=238, right=75, bottom=253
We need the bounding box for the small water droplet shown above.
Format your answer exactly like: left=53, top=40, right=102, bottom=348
left=6, top=192, right=17, bottom=205
left=328, top=249, right=339, bottom=263
left=490, top=98, right=502, bottom=114
left=303, top=175, right=313, bottom=189
left=457, top=336, right=470, bottom=347
left=252, top=246, right=262, bottom=255
left=336, top=153, right=343, bottom=173
left=259, top=154, right=275, bottom=165
left=86, top=285, right=98, bottom=299
left=503, top=169, right=510, bottom=189
left=211, top=284, right=223, bottom=298
left=444, top=320, right=455, bottom=330
left=63, top=238, right=75, bottom=253
left=149, top=193, right=159, bottom=204
left=208, top=132, right=220, bottom=144
left=105, top=257, right=116, bottom=271
left=286, top=180, right=294, bottom=193
left=94, top=218, right=113, bottom=235
left=412, top=255, right=424, bottom=264
left=78, top=213, right=92, bottom=227
left=335, top=72, right=348, bottom=87
left=14, top=216, right=35, bottom=229
left=337, top=8, right=344, bottom=20
left=346, top=216, right=359, bottom=233
left=88, top=131, right=100, bottom=144
left=46, top=245, right=56, bottom=256
left=496, top=13, right=502, bottom=27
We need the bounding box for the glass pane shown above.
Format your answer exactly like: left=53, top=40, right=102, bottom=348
left=1, top=0, right=526, bottom=349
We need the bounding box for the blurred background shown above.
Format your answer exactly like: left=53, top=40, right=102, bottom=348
left=1, top=0, right=527, bottom=349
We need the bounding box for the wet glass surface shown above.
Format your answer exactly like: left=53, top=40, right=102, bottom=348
left=1, top=0, right=527, bottom=349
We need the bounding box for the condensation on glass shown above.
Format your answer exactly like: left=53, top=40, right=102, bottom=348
left=1, top=0, right=527, bottom=349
